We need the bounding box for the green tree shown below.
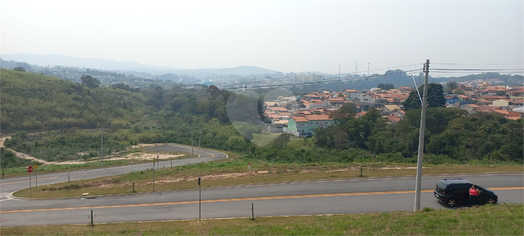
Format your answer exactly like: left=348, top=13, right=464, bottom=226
left=446, top=81, right=458, bottom=91
left=329, top=103, right=357, bottom=125
left=80, top=75, right=100, bottom=88
left=402, top=83, right=446, bottom=111
left=13, top=67, right=26, bottom=72
left=377, top=83, right=395, bottom=90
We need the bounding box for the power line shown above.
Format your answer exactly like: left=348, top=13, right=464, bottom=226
left=432, top=68, right=524, bottom=71
left=353, top=63, right=421, bottom=75
left=432, top=62, right=514, bottom=66
left=222, top=69, right=423, bottom=90
left=431, top=70, right=524, bottom=74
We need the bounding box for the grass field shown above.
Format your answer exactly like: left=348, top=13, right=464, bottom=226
left=2, top=204, right=522, bottom=235
left=13, top=151, right=523, bottom=199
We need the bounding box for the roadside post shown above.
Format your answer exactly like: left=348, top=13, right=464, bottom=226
left=34, top=164, right=38, bottom=188
left=251, top=203, right=255, bottom=220
left=198, top=177, right=201, bottom=222
left=248, top=163, right=251, bottom=173
left=27, top=166, right=33, bottom=199
left=153, top=157, right=156, bottom=191
left=90, top=210, right=94, bottom=227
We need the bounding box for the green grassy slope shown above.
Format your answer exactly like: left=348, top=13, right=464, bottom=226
left=0, top=69, right=152, bottom=132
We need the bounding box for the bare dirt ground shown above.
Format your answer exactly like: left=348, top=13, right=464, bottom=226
left=0, top=136, right=184, bottom=165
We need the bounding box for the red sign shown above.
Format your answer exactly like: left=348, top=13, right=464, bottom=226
left=27, top=166, right=33, bottom=173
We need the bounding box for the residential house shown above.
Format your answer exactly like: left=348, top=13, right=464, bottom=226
left=359, top=95, right=375, bottom=103
left=482, top=86, right=507, bottom=96
left=460, top=104, right=480, bottom=113
left=398, top=86, right=415, bottom=92
left=512, top=106, right=524, bottom=118
left=507, top=87, right=524, bottom=98
left=354, top=102, right=371, bottom=112
left=492, top=99, right=509, bottom=108
left=286, top=115, right=334, bottom=137
left=445, top=96, right=459, bottom=106
left=328, top=98, right=347, bottom=108
left=385, top=115, right=401, bottom=124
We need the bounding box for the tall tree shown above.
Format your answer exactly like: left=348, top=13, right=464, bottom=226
left=377, top=83, right=395, bottom=90
left=402, top=83, right=446, bottom=110
left=446, top=81, right=458, bottom=90
left=330, top=103, right=357, bottom=125
left=80, top=75, right=100, bottom=88
left=13, top=67, right=26, bottom=72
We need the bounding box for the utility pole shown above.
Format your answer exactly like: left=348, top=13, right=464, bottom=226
left=367, top=62, right=370, bottom=76
left=101, top=130, right=104, bottom=168
left=414, top=59, right=429, bottom=211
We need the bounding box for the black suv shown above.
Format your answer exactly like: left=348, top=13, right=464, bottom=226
left=434, top=178, right=498, bottom=207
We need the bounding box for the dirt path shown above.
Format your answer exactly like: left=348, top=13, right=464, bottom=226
left=0, top=136, right=184, bottom=165
left=0, top=136, right=59, bottom=165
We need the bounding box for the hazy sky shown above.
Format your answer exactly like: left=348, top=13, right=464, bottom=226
left=1, top=0, right=523, bottom=75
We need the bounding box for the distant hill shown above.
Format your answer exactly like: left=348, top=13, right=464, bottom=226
left=1, top=54, right=280, bottom=78
left=175, top=65, right=279, bottom=78
left=2, top=54, right=173, bottom=74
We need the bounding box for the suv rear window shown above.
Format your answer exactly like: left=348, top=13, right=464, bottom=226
left=437, top=181, right=448, bottom=190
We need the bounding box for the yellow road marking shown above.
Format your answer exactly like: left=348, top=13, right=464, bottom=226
left=0, top=176, right=58, bottom=186
left=489, top=187, right=524, bottom=190
left=1, top=187, right=522, bottom=214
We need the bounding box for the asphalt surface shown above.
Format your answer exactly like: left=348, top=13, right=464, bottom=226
left=0, top=144, right=227, bottom=203
left=0, top=145, right=522, bottom=227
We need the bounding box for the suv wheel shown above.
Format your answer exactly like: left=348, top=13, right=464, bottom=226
left=486, top=197, right=497, bottom=204
left=446, top=198, right=457, bottom=207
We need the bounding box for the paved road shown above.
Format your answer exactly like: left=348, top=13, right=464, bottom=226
left=0, top=144, right=227, bottom=203
left=1, top=169, right=522, bottom=227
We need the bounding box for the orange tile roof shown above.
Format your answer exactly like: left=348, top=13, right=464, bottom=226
left=292, top=116, right=309, bottom=122
left=493, top=109, right=509, bottom=115
left=386, top=115, right=401, bottom=123
left=480, top=96, right=507, bottom=100
left=269, top=107, right=288, bottom=112
left=305, top=114, right=333, bottom=121
left=357, top=111, right=367, bottom=117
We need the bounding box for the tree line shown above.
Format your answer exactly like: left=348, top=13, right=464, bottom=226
left=2, top=69, right=522, bottom=165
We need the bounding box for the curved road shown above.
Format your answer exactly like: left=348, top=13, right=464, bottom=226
left=0, top=144, right=227, bottom=203
left=0, top=145, right=522, bottom=227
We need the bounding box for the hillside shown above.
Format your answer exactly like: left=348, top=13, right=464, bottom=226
left=0, top=69, right=153, bottom=132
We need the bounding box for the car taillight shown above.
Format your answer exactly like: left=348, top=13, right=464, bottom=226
left=442, top=190, right=445, bottom=195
